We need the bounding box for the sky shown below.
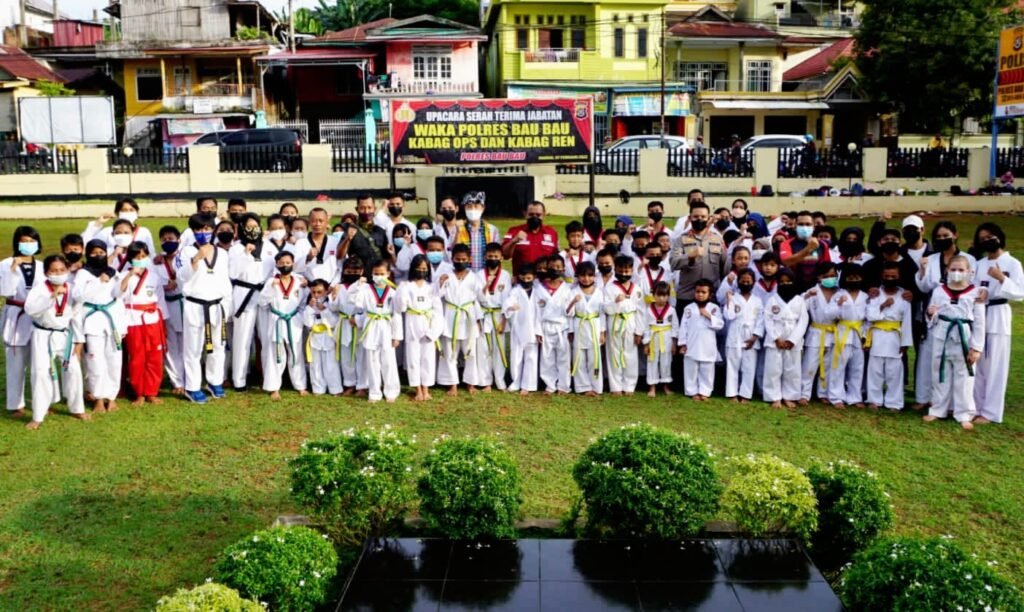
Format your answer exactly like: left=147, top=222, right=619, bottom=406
left=70, top=0, right=323, bottom=20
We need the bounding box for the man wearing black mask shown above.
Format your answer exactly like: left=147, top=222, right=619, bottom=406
left=836, top=227, right=871, bottom=265
left=669, top=201, right=725, bottom=308
left=643, top=201, right=668, bottom=236
left=227, top=198, right=247, bottom=227
left=862, top=228, right=919, bottom=294
left=338, top=194, right=390, bottom=269
left=501, top=200, right=558, bottom=275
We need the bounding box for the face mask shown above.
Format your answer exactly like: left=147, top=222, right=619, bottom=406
left=882, top=278, right=901, bottom=290
left=844, top=280, right=863, bottom=292
left=732, top=207, right=746, bottom=218
left=194, top=231, right=212, bottom=246
left=738, top=282, right=754, bottom=294
left=417, top=229, right=433, bottom=241
left=86, top=255, right=107, bottom=269
left=795, top=226, right=814, bottom=240
left=291, top=230, right=308, bottom=241
left=615, top=273, right=632, bottom=284
left=880, top=242, right=900, bottom=255
left=113, top=234, right=132, bottom=248
left=161, top=241, right=178, bottom=255
left=409, top=268, right=427, bottom=281
left=466, top=209, right=483, bottom=222
left=268, top=229, right=287, bottom=242
left=393, top=238, right=406, bottom=249
left=373, top=274, right=389, bottom=286
left=64, top=251, right=83, bottom=264
left=598, top=264, right=613, bottom=276
left=281, top=215, right=296, bottom=223
left=17, top=241, right=38, bottom=256
left=217, top=231, right=234, bottom=245
left=342, top=273, right=361, bottom=285
left=131, top=257, right=150, bottom=269
left=277, top=266, right=293, bottom=276
left=242, top=226, right=262, bottom=242
left=751, top=249, right=767, bottom=263
left=47, top=273, right=68, bottom=285
left=387, top=206, right=403, bottom=218
left=605, top=244, right=619, bottom=256
left=229, top=212, right=245, bottom=224
left=821, top=277, right=839, bottom=289
left=947, top=271, right=967, bottom=284
left=118, top=211, right=138, bottom=224
left=902, top=228, right=921, bottom=244
left=839, top=242, right=863, bottom=258
left=358, top=212, right=374, bottom=223
left=715, top=219, right=730, bottom=232
left=647, top=256, right=662, bottom=268
left=452, top=261, right=469, bottom=272
left=440, top=209, right=456, bottom=221
left=690, top=219, right=708, bottom=232
left=485, top=259, right=501, bottom=270
left=527, top=216, right=542, bottom=231
left=649, top=212, right=663, bottom=223
left=980, top=238, right=1001, bottom=253
left=520, top=280, right=533, bottom=290
left=933, top=237, right=954, bottom=252
left=546, top=268, right=561, bottom=280
left=426, top=251, right=444, bottom=265
left=777, top=284, right=798, bottom=301
left=331, top=231, right=344, bottom=241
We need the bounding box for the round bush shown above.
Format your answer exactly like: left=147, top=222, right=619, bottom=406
left=572, top=423, right=722, bottom=538
left=840, top=537, right=1024, bottom=612
left=418, top=437, right=521, bottom=539
left=720, top=454, right=818, bottom=542
left=155, top=582, right=262, bottom=611
left=289, top=425, right=416, bottom=546
left=806, top=460, right=894, bottom=564
left=215, top=526, right=338, bottom=612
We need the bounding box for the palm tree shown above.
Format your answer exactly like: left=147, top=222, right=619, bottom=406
left=313, top=0, right=387, bottom=32
left=274, top=7, right=326, bottom=36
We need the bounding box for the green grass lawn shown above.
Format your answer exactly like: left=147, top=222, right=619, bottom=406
left=0, top=212, right=1022, bottom=609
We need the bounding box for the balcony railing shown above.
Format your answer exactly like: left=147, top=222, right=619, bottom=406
left=368, top=80, right=477, bottom=95
left=524, top=48, right=580, bottom=63
left=165, top=83, right=256, bottom=97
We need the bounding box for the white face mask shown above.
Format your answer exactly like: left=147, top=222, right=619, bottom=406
left=732, top=207, right=746, bottom=218
left=372, top=274, right=389, bottom=287
left=118, top=211, right=138, bottom=224
left=112, top=234, right=132, bottom=248
left=292, top=230, right=308, bottom=241
left=268, top=229, right=287, bottom=241
left=751, top=249, right=768, bottom=263
left=465, top=209, right=483, bottom=222
left=948, top=270, right=967, bottom=284
left=46, top=273, right=68, bottom=286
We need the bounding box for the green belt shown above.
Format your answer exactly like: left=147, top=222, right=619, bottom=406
left=33, top=322, right=74, bottom=380
left=938, top=314, right=973, bottom=383
left=358, top=312, right=392, bottom=346
left=84, top=299, right=121, bottom=349
left=270, top=306, right=301, bottom=365
left=446, top=300, right=475, bottom=354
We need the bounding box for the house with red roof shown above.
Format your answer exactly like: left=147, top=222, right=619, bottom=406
left=0, top=44, right=65, bottom=136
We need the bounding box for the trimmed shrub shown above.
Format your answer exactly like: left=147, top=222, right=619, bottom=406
left=289, top=425, right=416, bottom=546
left=216, top=526, right=338, bottom=612
left=840, top=537, right=1024, bottom=612
left=720, top=454, right=818, bottom=542
left=418, top=437, right=521, bottom=539
left=571, top=423, right=722, bottom=538
left=155, top=582, right=262, bottom=611
left=806, top=460, right=894, bottom=566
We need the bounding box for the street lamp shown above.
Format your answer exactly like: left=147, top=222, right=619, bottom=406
left=847, top=142, right=857, bottom=193
left=123, top=146, right=134, bottom=196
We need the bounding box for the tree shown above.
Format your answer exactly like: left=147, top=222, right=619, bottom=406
left=855, top=0, right=1018, bottom=132
left=390, top=0, right=480, bottom=25
left=274, top=7, right=325, bottom=36
left=312, top=0, right=387, bottom=32
left=35, top=80, right=75, bottom=97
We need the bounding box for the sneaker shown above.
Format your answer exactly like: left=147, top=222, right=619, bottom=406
left=185, top=390, right=208, bottom=404
left=206, top=384, right=226, bottom=399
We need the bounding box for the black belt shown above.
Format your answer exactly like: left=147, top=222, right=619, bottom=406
left=988, top=299, right=1009, bottom=306
left=186, top=296, right=226, bottom=353
left=231, top=279, right=263, bottom=317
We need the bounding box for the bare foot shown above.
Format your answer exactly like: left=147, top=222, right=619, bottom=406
left=663, top=386, right=673, bottom=395
left=467, top=386, right=477, bottom=396
left=973, top=416, right=992, bottom=425
left=386, top=397, right=396, bottom=404
left=482, top=385, right=492, bottom=393
left=414, top=391, right=424, bottom=402
left=922, top=415, right=938, bottom=422
left=355, top=390, right=368, bottom=398
left=519, top=390, right=530, bottom=396
left=72, top=412, right=91, bottom=421
left=961, top=421, right=974, bottom=431
left=610, top=392, right=622, bottom=397
left=368, top=398, right=380, bottom=404
left=585, top=391, right=598, bottom=397
left=170, top=388, right=185, bottom=397
left=771, top=400, right=783, bottom=409
left=557, top=390, right=570, bottom=395
left=910, top=402, right=928, bottom=411
left=784, top=400, right=797, bottom=408
left=543, top=390, right=553, bottom=396
left=624, top=392, right=634, bottom=397
left=797, top=399, right=809, bottom=407
left=447, top=386, right=458, bottom=397
left=25, top=420, right=41, bottom=430
left=832, top=402, right=845, bottom=409
left=8, top=408, right=24, bottom=418
left=739, top=398, right=750, bottom=404
left=728, top=396, right=739, bottom=403
left=106, top=400, right=118, bottom=412
left=269, top=391, right=281, bottom=401
left=852, top=403, right=864, bottom=408
left=342, top=388, right=355, bottom=396
left=866, top=403, right=879, bottom=410
left=423, top=392, right=433, bottom=401
left=85, top=392, right=95, bottom=402
left=647, top=388, right=657, bottom=398
left=93, top=399, right=106, bottom=413
left=130, top=397, right=145, bottom=407
left=298, top=390, right=309, bottom=397
left=146, top=396, right=162, bottom=405
left=820, top=399, right=832, bottom=406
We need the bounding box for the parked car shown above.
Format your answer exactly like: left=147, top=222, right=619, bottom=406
left=209, top=128, right=304, bottom=172
left=593, top=135, right=689, bottom=174
left=739, top=134, right=808, bottom=155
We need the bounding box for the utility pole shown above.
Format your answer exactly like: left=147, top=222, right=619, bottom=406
left=288, top=0, right=296, bottom=53
left=659, top=6, right=666, bottom=147
left=52, top=0, right=59, bottom=22
left=19, top=0, right=27, bottom=47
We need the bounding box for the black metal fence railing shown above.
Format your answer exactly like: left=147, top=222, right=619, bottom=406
left=0, top=150, right=78, bottom=174
left=995, top=147, right=1024, bottom=178
left=107, top=147, right=189, bottom=173
left=666, top=147, right=754, bottom=178
left=886, top=147, right=968, bottom=178
left=331, top=144, right=391, bottom=173
left=557, top=149, right=640, bottom=175
left=778, top=147, right=862, bottom=178
left=220, top=145, right=303, bottom=173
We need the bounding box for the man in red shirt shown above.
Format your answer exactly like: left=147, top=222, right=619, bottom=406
left=780, top=210, right=831, bottom=289
left=502, top=200, right=559, bottom=275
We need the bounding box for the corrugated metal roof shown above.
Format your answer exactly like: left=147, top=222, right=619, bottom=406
left=783, top=38, right=855, bottom=82
left=0, top=45, right=63, bottom=83
left=668, top=21, right=781, bottom=38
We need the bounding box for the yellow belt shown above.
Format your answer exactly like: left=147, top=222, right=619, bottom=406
left=358, top=311, right=392, bottom=345
left=647, top=324, right=673, bottom=359
left=305, top=322, right=335, bottom=363
left=832, top=320, right=864, bottom=369
left=864, top=320, right=901, bottom=350
left=611, top=311, right=635, bottom=369
left=407, top=307, right=441, bottom=351
left=481, top=306, right=508, bottom=369
left=571, top=312, right=601, bottom=376
left=810, top=322, right=836, bottom=388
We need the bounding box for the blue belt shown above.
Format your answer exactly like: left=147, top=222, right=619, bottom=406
left=271, top=306, right=301, bottom=365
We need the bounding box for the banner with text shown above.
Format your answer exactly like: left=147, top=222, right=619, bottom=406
left=389, top=98, right=593, bottom=165
left=997, top=25, right=1024, bottom=118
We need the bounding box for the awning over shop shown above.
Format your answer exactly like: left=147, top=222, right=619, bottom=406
left=704, top=101, right=830, bottom=110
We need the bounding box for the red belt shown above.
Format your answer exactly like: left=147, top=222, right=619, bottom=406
left=128, top=303, right=158, bottom=312
left=6, top=299, right=24, bottom=308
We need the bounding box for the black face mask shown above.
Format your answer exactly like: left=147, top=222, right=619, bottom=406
left=229, top=212, right=245, bottom=224
left=738, top=282, right=754, bottom=294
left=598, top=264, right=613, bottom=276
left=649, top=212, right=663, bottom=223
left=880, top=242, right=900, bottom=255
left=902, top=228, right=921, bottom=244
left=277, top=266, right=293, bottom=276
left=241, top=227, right=262, bottom=243
left=882, top=278, right=901, bottom=290
left=839, top=241, right=863, bottom=258
left=520, top=280, right=533, bottom=290
left=217, top=231, right=234, bottom=245
left=452, top=261, right=469, bottom=272
left=342, top=273, right=361, bottom=285
left=409, top=269, right=427, bottom=281
left=715, top=219, right=730, bottom=232
left=605, top=245, right=619, bottom=256
left=162, top=241, right=179, bottom=255
left=633, top=244, right=647, bottom=256
left=64, top=251, right=83, bottom=264
left=777, top=284, right=798, bottom=301
left=388, top=206, right=403, bottom=218
left=647, top=256, right=662, bottom=268
left=690, top=219, right=708, bottom=232
left=615, top=273, right=632, bottom=284
left=440, top=209, right=456, bottom=221
left=485, top=259, right=501, bottom=270
left=844, top=280, right=863, bottom=292
left=979, top=238, right=1001, bottom=253
left=933, top=237, right=954, bottom=252
left=526, top=216, right=542, bottom=231
left=86, top=255, right=107, bottom=270
left=546, top=268, right=561, bottom=280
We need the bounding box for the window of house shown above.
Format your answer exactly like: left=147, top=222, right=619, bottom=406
left=627, top=14, right=634, bottom=22
left=135, top=67, right=163, bottom=101
left=746, top=60, right=773, bottom=92
left=412, top=46, right=452, bottom=80
left=514, top=15, right=521, bottom=24
left=547, top=15, right=554, bottom=24
left=523, top=15, right=530, bottom=24
left=675, top=61, right=728, bottom=91
left=614, top=28, right=624, bottom=57
left=178, top=7, right=200, bottom=27
left=547, top=29, right=564, bottom=48
left=557, top=15, right=564, bottom=25
left=571, top=27, right=585, bottom=49
left=637, top=28, right=648, bottom=58
left=516, top=28, right=528, bottom=50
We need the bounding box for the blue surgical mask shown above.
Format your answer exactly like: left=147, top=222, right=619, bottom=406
left=131, top=257, right=150, bottom=269
left=194, top=231, right=212, bottom=246
left=417, top=229, right=433, bottom=241
left=17, top=241, right=38, bottom=256
left=820, top=277, right=838, bottom=289
left=426, top=251, right=444, bottom=265
left=796, top=226, right=814, bottom=240
left=331, top=231, right=344, bottom=241
left=393, top=238, right=405, bottom=249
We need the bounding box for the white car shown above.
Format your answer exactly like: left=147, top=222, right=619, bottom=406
left=738, top=134, right=807, bottom=156
left=594, top=135, right=689, bottom=173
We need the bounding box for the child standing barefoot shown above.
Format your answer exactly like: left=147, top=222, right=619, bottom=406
left=643, top=281, right=678, bottom=397
left=762, top=269, right=809, bottom=408
left=73, top=239, right=126, bottom=414
left=677, top=279, right=722, bottom=400
left=504, top=264, right=541, bottom=396
left=398, top=255, right=443, bottom=401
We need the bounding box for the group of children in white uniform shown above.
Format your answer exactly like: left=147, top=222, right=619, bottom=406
left=1, top=197, right=1019, bottom=432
